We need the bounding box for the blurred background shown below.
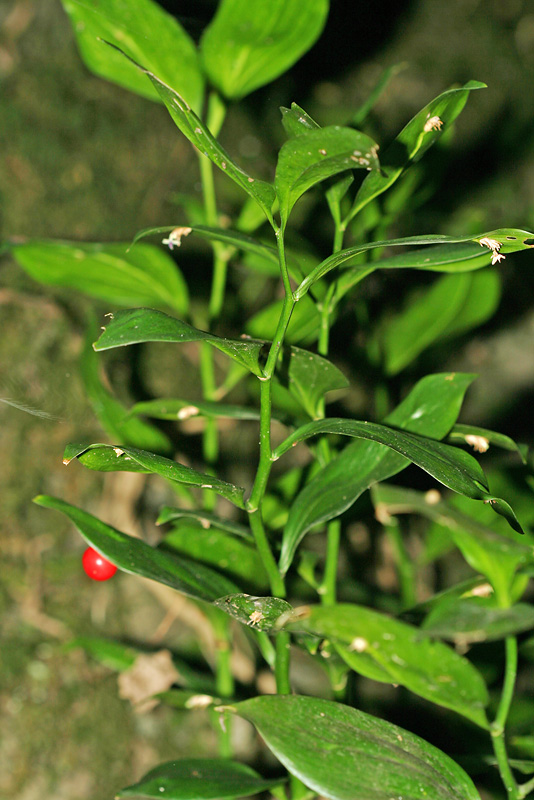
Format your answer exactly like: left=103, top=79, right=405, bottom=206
left=2, top=0, right=534, bottom=797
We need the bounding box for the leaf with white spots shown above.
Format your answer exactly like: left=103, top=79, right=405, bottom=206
left=280, top=604, right=489, bottom=728
left=214, top=594, right=292, bottom=631
left=230, top=695, right=482, bottom=800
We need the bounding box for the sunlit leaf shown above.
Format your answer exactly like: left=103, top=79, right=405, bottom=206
left=94, top=307, right=267, bottom=378
left=63, top=442, right=246, bottom=509
left=34, top=496, right=237, bottom=602
left=281, top=102, right=320, bottom=137
left=60, top=0, right=204, bottom=109
left=230, top=695, right=481, bottom=800
left=200, top=0, right=329, bottom=99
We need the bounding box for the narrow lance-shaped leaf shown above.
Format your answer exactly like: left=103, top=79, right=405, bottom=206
left=94, top=308, right=267, bottom=378
left=281, top=102, right=321, bottom=137
left=117, top=758, right=283, bottom=800
left=447, top=423, right=528, bottom=464
left=200, top=0, right=329, bottom=99
left=103, top=42, right=276, bottom=222
left=280, top=604, right=489, bottom=728
left=345, top=80, right=486, bottom=225
left=280, top=372, right=477, bottom=575
left=157, top=507, right=253, bottom=541
left=296, top=228, right=534, bottom=299
left=275, top=126, right=380, bottom=226
left=11, top=240, right=189, bottom=313
left=421, top=599, right=534, bottom=644
left=351, top=62, right=407, bottom=126
left=63, top=442, right=246, bottom=509
left=228, top=695, right=481, bottom=800
left=60, top=0, right=204, bottom=109
left=279, top=345, right=349, bottom=418
left=33, top=496, right=237, bottom=602
left=129, top=397, right=260, bottom=422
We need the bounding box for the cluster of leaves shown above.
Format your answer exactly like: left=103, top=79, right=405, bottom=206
left=7, top=1, right=534, bottom=799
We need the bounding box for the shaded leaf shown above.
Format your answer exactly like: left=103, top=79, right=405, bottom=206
left=63, top=442, right=246, bottom=509
left=214, top=594, right=292, bottom=631
left=345, top=81, right=486, bottom=225
left=296, top=228, right=534, bottom=299
left=246, top=295, right=322, bottom=347
left=164, top=526, right=269, bottom=589
left=281, top=605, right=489, bottom=728
left=351, top=63, right=407, bottom=126
left=200, top=0, right=329, bottom=99
left=280, top=373, right=476, bottom=574
left=66, top=636, right=137, bottom=671
left=437, top=269, right=501, bottom=340
left=129, top=397, right=260, bottom=422
left=448, top=424, right=528, bottom=464
left=80, top=322, right=172, bottom=453
left=276, top=126, right=379, bottom=225
left=421, top=599, right=534, bottom=643
left=157, top=507, right=252, bottom=541
left=156, top=690, right=220, bottom=710
left=11, top=240, right=188, bottom=313
left=33, top=496, right=237, bottom=602
left=94, top=308, right=267, bottom=378
left=104, top=42, right=276, bottom=221
left=279, top=346, right=348, bottom=419
left=118, top=758, right=281, bottom=799
left=230, top=695, right=481, bottom=800
left=60, top=0, right=204, bottom=109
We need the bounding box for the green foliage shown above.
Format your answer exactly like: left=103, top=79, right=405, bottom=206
left=10, top=1, right=534, bottom=799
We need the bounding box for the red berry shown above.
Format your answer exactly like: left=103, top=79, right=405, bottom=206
left=82, top=547, right=117, bottom=581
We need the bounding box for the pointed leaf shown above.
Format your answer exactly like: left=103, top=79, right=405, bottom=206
left=421, top=599, right=534, bottom=643
left=275, top=126, right=379, bottom=225
left=11, top=241, right=188, bottom=313
left=437, top=269, right=501, bottom=340
left=345, top=81, right=486, bottom=224
left=200, top=0, right=329, bottom=99
left=281, top=102, right=321, bottom=137
left=80, top=322, right=172, bottom=453
left=63, top=442, right=246, bottom=509
left=278, top=346, right=348, bottom=419
left=230, top=695, right=481, bottom=800
left=157, top=507, right=252, bottom=541
left=351, top=63, right=407, bottom=126
left=94, top=308, right=267, bottom=378
left=281, top=604, right=489, bottom=727
left=214, top=594, right=293, bottom=631
left=296, top=228, right=534, bottom=299
left=33, top=496, right=237, bottom=602
left=103, top=43, right=275, bottom=221
left=118, top=758, right=281, bottom=799
left=448, top=424, right=528, bottom=464
left=60, top=0, right=204, bottom=109
left=130, top=397, right=260, bottom=422
left=280, top=372, right=477, bottom=574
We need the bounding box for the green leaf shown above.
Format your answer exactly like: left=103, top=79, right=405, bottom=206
left=280, top=372, right=476, bottom=574
left=281, top=605, right=489, bottom=727
left=164, top=526, right=269, bottom=589
left=129, top=397, right=260, bottom=422
left=296, top=228, right=534, bottom=299
left=345, top=80, right=486, bottom=225
left=156, top=690, right=221, bottom=710
left=214, top=594, right=293, bottom=631
left=375, top=273, right=473, bottom=374
left=94, top=308, right=267, bottom=378
left=157, top=507, right=252, bottom=541
left=63, top=442, right=246, bottom=509
left=200, top=0, right=329, bottom=100
left=351, top=63, right=407, bottom=127
left=66, top=636, right=137, bottom=671
left=437, top=269, right=501, bottom=340
left=274, top=418, right=494, bottom=502
left=118, top=758, right=281, bottom=799
left=103, top=43, right=276, bottom=221
left=60, top=0, right=204, bottom=109
left=230, top=695, right=481, bottom=800
left=281, top=102, right=321, bottom=137
left=275, top=126, right=379, bottom=225
left=370, top=484, right=532, bottom=602
left=447, top=424, right=528, bottom=464
left=80, top=322, right=172, bottom=453
left=421, top=599, right=534, bottom=643
left=11, top=241, right=189, bottom=313
left=278, top=346, right=348, bottom=419
left=33, top=496, right=237, bottom=602
left=246, top=295, right=322, bottom=346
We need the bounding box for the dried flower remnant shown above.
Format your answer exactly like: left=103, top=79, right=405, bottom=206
left=424, top=115, right=443, bottom=132
left=465, top=434, right=490, bottom=453
left=162, top=226, right=192, bottom=250
left=479, top=236, right=505, bottom=265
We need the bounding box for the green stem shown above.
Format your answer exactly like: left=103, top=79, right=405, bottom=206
left=384, top=518, right=416, bottom=609
left=518, top=776, right=534, bottom=799
left=211, top=612, right=234, bottom=758
left=275, top=631, right=291, bottom=694
left=319, top=520, right=340, bottom=605
left=491, top=637, right=519, bottom=800
left=249, top=510, right=285, bottom=598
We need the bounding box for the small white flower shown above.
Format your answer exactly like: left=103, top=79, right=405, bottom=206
left=424, top=115, right=443, bottom=132
left=465, top=434, right=490, bottom=453
left=479, top=237, right=501, bottom=252
left=491, top=251, right=506, bottom=265
left=162, top=226, right=192, bottom=250
left=248, top=610, right=264, bottom=625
